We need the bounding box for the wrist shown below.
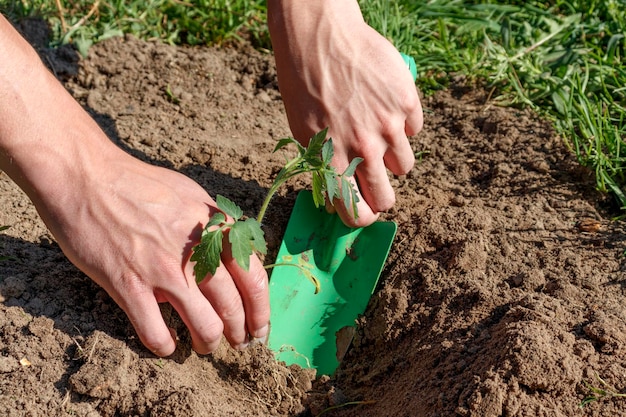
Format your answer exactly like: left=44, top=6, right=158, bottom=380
left=0, top=16, right=122, bottom=221
left=267, top=0, right=365, bottom=52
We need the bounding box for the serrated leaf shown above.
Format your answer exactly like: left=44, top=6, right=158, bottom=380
left=228, top=219, right=267, bottom=270
left=229, top=221, right=255, bottom=271
left=304, top=155, right=324, bottom=170
left=321, top=138, right=334, bottom=165
left=207, top=212, right=226, bottom=228
left=216, top=195, right=243, bottom=220
left=191, top=228, right=224, bottom=282
left=244, top=218, right=267, bottom=255
left=311, top=173, right=325, bottom=208
left=341, top=177, right=360, bottom=218
left=305, top=127, right=327, bottom=158
left=324, top=171, right=339, bottom=201
left=343, top=157, right=363, bottom=177
left=273, top=137, right=304, bottom=155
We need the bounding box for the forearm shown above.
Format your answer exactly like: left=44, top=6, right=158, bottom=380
left=0, top=15, right=117, bottom=217
left=266, top=1, right=373, bottom=134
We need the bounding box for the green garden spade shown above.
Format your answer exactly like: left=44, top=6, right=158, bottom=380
left=267, top=190, right=397, bottom=376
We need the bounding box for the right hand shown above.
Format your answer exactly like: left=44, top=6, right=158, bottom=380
left=268, top=0, right=423, bottom=228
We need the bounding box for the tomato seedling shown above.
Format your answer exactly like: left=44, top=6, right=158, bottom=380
left=191, top=128, right=362, bottom=290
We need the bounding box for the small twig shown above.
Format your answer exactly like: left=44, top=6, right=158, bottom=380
left=86, top=333, right=99, bottom=363
left=53, top=0, right=68, bottom=34
left=60, top=390, right=71, bottom=409
left=71, top=338, right=84, bottom=357
left=316, top=400, right=377, bottom=417
left=68, top=0, right=101, bottom=34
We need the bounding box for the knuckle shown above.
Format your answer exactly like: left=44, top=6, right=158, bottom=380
left=354, top=135, right=382, bottom=160
left=193, top=322, right=224, bottom=354
left=400, top=87, right=420, bottom=113
left=142, top=333, right=174, bottom=357
left=397, top=153, right=415, bottom=175
left=246, top=269, right=269, bottom=299
left=374, top=194, right=396, bottom=213
left=217, top=293, right=245, bottom=322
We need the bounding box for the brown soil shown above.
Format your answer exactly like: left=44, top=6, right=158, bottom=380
left=2, top=19, right=626, bottom=417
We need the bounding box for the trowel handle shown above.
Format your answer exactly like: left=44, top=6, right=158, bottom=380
left=400, top=52, right=418, bottom=82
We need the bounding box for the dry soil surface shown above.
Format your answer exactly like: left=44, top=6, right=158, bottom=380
left=2, top=19, right=626, bottom=417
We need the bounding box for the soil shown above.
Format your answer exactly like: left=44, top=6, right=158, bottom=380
left=2, top=19, right=626, bottom=417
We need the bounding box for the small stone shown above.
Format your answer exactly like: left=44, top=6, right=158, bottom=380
left=450, top=195, right=467, bottom=207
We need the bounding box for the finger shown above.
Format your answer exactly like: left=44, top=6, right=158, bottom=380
left=220, top=243, right=270, bottom=343
left=332, top=173, right=379, bottom=228
left=165, top=284, right=225, bottom=355
left=405, top=94, right=424, bottom=137
left=197, top=262, right=248, bottom=349
left=324, top=197, right=337, bottom=214
left=355, top=154, right=396, bottom=214
left=118, top=289, right=177, bottom=357
left=383, top=130, right=415, bottom=176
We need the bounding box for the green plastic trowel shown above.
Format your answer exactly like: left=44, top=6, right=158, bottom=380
left=267, top=53, right=417, bottom=376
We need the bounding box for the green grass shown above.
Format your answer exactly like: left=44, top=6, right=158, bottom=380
left=361, top=0, right=626, bottom=209
left=0, top=0, right=269, bottom=55
left=1, top=0, right=625, bottom=210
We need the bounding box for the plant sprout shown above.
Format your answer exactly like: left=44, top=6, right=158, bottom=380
left=190, top=128, right=362, bottom=289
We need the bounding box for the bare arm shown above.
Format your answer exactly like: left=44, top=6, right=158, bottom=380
left=0, top=15, right=269, bottom=355
left=267, top=0, right=423, bottom=227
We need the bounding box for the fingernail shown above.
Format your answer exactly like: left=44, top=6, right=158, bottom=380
left=168, top=327, right=179, bottom=341
left=250, top=324, right=269, bottom=345
left=236, top=341, right=250, bottom=350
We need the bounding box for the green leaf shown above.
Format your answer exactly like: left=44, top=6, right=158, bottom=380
left=343, top=157, right=363, bottom=177
left=228, top=222, right=254, bottom=271
left=216, top=195, right=243, bottom=220
left=304, top=155, right=324, bottom=170
left=311, top=173, right=325, bottom=208
left=207, top=212, right=226, bottom=228
left=551, top=90, right=568, bottom=116
left=273, top=137, right=303, bottom=155
left=324, top=170, right=339, bottom=201
left=191, top=228, right=224, bottom=282
left=244, top=218, right=267, bottom=255
left=321, top=138, right=334, bottom=165
left=341, top=176, right=360, bottom=218
left=306, top=127, right=328, bottom=158
left=73, top=35, right=93, bottom=58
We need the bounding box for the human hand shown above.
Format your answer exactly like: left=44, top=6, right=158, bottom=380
left=0, top=15, right=269, bottom=356
left=43, top=153, right=271, bottom=357
left=268, top=0, right=423, bottom=227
